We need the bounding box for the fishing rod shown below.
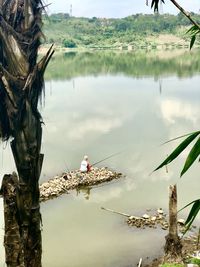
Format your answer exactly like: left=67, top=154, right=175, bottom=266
left=63, top=160, right=70, bottom=172
left=63, top=150, right=123, bottom=173
left=91, top=151, right=123, bottom=167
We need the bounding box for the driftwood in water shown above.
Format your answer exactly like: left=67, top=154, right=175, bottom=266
left=164, top=185, right=182, bottom=263
left=101, top=207, right=139, bottom=219
left=101, top=207, right=170, bottom=229
left=138, top=258, right=142, bottom=267
left=101, top=206, right=185, bottom=231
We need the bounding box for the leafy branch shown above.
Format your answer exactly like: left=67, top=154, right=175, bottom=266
left=149, top=0, right=200, bottom=48
left=149, top=0, right=200, bottom=231
left=179, top=199, right=200, bottom=233
left=154, top=131, right=200, bottom=177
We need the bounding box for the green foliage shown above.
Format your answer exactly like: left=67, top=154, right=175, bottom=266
left=187, top=25, right=200, bottom=49
left=150, top=0, right=200, bottom=243
left=48, top=12, right=70, bottom=23
left=154, top=131, right=200, bottom=175
left=114, top=20, right=132, bottom=31
left=149, top=0, right=200, bottom=49
left=189, top=257, right=200, bottom=265
left=42, top=13, right=199, bottom=48
left=160, top=264, right=184, bottom=267
left=179, top=199, right=200, bottom=233
left=62, top=39, right=77, bottom=48
left=181, top=137, right=200, bottom=176
left=154, top=128, right=200, bottom=231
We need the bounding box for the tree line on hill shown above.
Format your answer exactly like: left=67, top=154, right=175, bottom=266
left=42, top=12, right=200, bottom=48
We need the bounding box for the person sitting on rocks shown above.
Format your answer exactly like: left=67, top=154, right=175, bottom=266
left=80, top=155, right=91, bottom=173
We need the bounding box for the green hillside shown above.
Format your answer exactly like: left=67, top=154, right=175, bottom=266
left=42, top=12, right=200, bottom=49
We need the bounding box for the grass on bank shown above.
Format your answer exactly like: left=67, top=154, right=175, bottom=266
left=160, top=264, right=184, bottom=267
left=160, top=258, right=200, bottom=266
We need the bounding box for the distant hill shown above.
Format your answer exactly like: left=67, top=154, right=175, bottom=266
left=42, top=12, right=200, bottom=49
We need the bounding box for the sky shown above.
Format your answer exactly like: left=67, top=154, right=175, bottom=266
left=44, top=0, right=200, bottom=18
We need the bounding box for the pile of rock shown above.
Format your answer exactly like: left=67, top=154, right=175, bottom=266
left=127, top=208, right=167, bottom=229
left=40, top=167, right=122, bottom=202
left=127, top=208, right=186, bottom=231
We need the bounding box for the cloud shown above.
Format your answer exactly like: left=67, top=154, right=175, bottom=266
left=68, top=117, right=122, bottom=140
left=161, top=98, right=199, bottom=125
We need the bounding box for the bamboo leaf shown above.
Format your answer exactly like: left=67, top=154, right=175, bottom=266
left=151, top=0, right=165, bottom=11
left=179, top=198, right=200, bottom=212
left=186, top=25, right=199, bottom=34
left=190, top=35, right=196, bottom=50
left=185, top=200, right=200, bottom=225
left=154, top=131, right=200, bottom=172
left=151, top=0, right=158, bottom=11
left=162, top=131, right=200, bottom=145
left=183, top=200, right=200, bottom=233
left=151, top=0, right=156, bottom=8
left=181, top=137, right=200, bottom=176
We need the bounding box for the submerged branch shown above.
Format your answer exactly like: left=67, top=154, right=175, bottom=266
left=101, top=207, right=139, bottom=218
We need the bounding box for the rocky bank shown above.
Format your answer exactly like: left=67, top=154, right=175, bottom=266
left=40, top=167, right=122, bottom=202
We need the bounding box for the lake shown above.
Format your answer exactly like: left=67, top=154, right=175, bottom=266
left=1, top=49, right=200, bottom=266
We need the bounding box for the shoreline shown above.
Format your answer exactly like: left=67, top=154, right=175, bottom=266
left=144, top=234, right=200, bottom=267
left=39, top=168, right=199, bottom=266
left=38, top=44, right=192, bottom=55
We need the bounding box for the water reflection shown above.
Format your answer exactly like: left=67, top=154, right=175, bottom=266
left=76, top=186, right=91, bottom=200
left=41, top=52, right=200, bottom=267
left=75, top=179, right=122, bottom=201
left=159, top=79, right=163, bottom=94
left=0, top=50, right=200, bottom=267
left=45, top=49, right=200, bottom=80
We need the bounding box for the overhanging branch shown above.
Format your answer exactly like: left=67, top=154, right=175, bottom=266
left=170, top=0, right=200, bottom=30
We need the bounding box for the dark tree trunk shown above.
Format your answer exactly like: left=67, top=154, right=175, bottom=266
left=164, top=185, right=182, bottom=263
left=10, top=105, right=43, bottom=267
left=1, top=173, right=24, bottom=267
left=0, top=0, right=54, bottom=266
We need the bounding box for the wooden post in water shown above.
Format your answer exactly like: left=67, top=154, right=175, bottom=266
left=164, top=185, right=182, bottom=263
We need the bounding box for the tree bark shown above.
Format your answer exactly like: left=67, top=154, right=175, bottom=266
left=1, top=173, right=24, bottom=267
left=10, top=104, right=43, bottom=267
left=164, top=185, right=182, bottom=263
left=0, top=0, right=54, bottom=266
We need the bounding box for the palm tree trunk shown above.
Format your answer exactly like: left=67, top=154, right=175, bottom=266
left=1, top=173, right=24, bottom=267
left=0, top=0, right=54, bottom=266
left=10, top=117, right=43, bottom=267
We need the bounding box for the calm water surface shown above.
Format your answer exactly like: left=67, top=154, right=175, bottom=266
left=1, top=50, right=200, bottom=266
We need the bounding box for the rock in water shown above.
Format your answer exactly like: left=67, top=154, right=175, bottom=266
left=39, top=167, right=122, bottom=202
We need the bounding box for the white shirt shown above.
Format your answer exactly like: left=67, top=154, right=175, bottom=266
left=80, top=160, right=87, bottom=172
